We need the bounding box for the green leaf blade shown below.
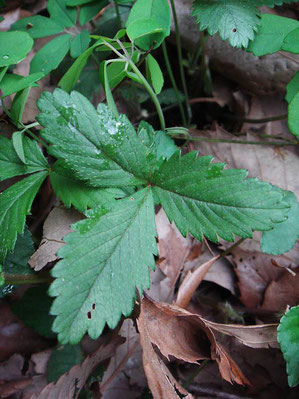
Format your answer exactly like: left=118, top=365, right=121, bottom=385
left=0, top=171, right=48, bottom=262
left=47, top=0, right=77, bottom=28
left=11, top=16, right=64, bottom=39
left=126, top=0, right=171, bottom=50
left=70, top=30, right=90, bottom=59
left=261, top=191, right=299, bottom=255
left=49, top=187, right=157, bottom=344
left=0, top=31, right=33, bottom=67
left=30, top=34, right=72, bottom=76
left=37, top=89, right=154, bottom=187
left=0, top=136, right=49, bottom=181
left=247, top=14, right=299, bottom=56
left=50, top=160, right=126, bottom=212
left=151, top=151, right=289, bottom=243
left=278, top=306, right=299, bottom=387
left=288, top=91, right=299, bottom=137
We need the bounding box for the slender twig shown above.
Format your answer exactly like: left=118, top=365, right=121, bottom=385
left=167, top=133, right=299, bottom=146
left=220, top=238, right=245, bottom=258
left=169, top=0, right=192, bottom=124
left=162, top=41, right=187, bottom=126
left=216, top=112, right=288, bottom=124
left=3, top=272, right=52, bottom=285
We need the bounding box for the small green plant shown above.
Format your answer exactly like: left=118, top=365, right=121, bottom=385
left=0, top=0, right=299, bottom=391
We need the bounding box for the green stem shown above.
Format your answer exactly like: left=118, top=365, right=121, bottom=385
left=129, top=61, right=166, bottom=130
left=25, top=129, right=49, bottom=149
left=217, top=112, right=288, bottom=124
left=3, top=272, right=52, bottom=285
left=169, top=0, right=192, bottom=125
left=114, top=1, right=122, bottom=30
left=162, top=41, right=187, bottom=126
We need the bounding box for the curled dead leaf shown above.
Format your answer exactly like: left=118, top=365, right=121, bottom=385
left=137, top=300, right=193, bottom=399
left=29, top=207, right=82, bottom=271
left=140, top=296, right=250, bottom=386
left=176, top=255, right=220, bottom=309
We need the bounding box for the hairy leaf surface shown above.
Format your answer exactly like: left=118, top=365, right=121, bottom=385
left=49, top=187, right=157, bottom=344
left=192, top=0, right=297, bottom=48
left=0, top=172, right=48, bottom=262
left=37, top=89, right=155, bottom=187
left=278, top=305, right=299, bottom=387
left=0, top=136, right=48, bottom=181
left=50, top=161, right=127, bottom=212
left=261, top=191, right=299, bottom=255
left=151, top=151, right=289, bottom=242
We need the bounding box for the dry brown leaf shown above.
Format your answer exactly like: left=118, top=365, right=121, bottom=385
left=29, top=206, right=82, bottom=271
left=31, top=350, right=52, bottom=375
left=176, top=256, right=220, bottom=309
left=190, top=126, right=299, bottom=198
left=0, top=378, right=33, bottom=398
left=137, top=300, right=193, bottom=399
left=231, top=248, right=284, bottom=308
left=101, top=319, right=146, bottom=399
left=141, top=296, right=250, bottom=386
left=262, top=269, right=299, bottom=312
left=182, top=242, right=236, bottom=296
left=204, top=321, right=279, bottom=348
left=154, top=209, right=192, bottom=301
left=33, top=337, right=123, bottom=399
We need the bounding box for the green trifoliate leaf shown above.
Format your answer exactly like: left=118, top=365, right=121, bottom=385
left=30, top=34, right=72, bottom=76
left=11, top=16, right=64, bottom=39
left=47, top=0, right=77, bottom=28
left=278, top=305, right=299, bottom=387
left=126, top=0, right=171, bottom=50
left=0, top=31, right=33, bottom=67
left=0, top=136, right=49, bottom=181
left=10, top=87, right=31, bottom=125
left=261, top=191, right=299, bottom=255
left=0, top=171, right=48, bottom=262
left=12, top=131, right=26, bottom=165
left=79, top=0, right=108, bottom=25
left=286, top=72, right=299, bottom=104
left=70, top=30, right=90, bottom=59
left=50, top=160, right=127, bottom=212
left=282, top=26, right=299, bottom=53
left=288, top=91, right=299, bottom=138
left=192, top=0, right=298, bottom=49
left=146, top=54, right=164, bottom=95
left=0, top=72, right=43, bottom=97
left=58, top=45, right=95, bottom=92
left=37, top=89, right=155, bottom=187
left=49, top=187, right=157, bottom=344
left=151, top=151, right=289, bottom=243
left=247, top=14, right=299, bottom=56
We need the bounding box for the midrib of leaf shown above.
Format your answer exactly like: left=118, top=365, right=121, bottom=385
left=64, top=187, right=152, bottom=332
left=0, top=172, right=46, bottom=223
left=49, top=100, right=147, bottom=185
left=153, top=178, right=276, bottom=210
